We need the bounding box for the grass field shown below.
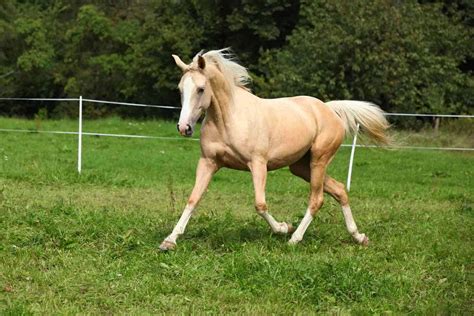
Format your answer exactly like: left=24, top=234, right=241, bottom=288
left=0, top=117, right=473, bottom=314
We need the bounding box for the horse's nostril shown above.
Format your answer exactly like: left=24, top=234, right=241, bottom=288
left=185, top=124, right=193, bottom=136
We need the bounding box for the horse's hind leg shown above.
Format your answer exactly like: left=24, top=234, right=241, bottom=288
left=324, top=176, right=369, bottom=245
left=289, top=155, right=368, bottom=245
left=288, top=149, right=330, bottom=244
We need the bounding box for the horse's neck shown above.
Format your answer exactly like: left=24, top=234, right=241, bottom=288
left=204, top=76, right=236, bottom=135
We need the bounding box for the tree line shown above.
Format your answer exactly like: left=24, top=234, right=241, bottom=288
left=0, top=0, right=472, bottom=122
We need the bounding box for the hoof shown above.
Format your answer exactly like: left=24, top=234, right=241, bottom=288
left=286, top=223, right=296, bottom=234
left=159, top=240, right=176, bottom=252
left=355, top=234, right=369, bottom=246
left=288, top=238, right=300, bottom=245
left=361, top=235, right=369, bottom=246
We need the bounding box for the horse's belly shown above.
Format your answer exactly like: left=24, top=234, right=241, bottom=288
left=265, top=127, right=314, bottom=170
left=267, top=146, right=310, bottom=170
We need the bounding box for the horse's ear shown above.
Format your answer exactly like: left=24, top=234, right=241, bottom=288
left=172, top=54, right=187, bottom=72
left=197, top=55, right=206, bottom=70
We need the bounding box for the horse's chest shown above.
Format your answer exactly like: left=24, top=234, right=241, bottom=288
left=202, top=141, right=249, bottom=170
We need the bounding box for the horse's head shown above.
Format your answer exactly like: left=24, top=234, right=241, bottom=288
left=172, top=53, right=211, bottom=137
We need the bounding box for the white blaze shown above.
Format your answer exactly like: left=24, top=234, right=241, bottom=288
left=179, top=76, right=196, bottom=125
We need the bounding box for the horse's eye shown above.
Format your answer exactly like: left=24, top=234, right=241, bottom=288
left=197, top=87, right=204, bottom=94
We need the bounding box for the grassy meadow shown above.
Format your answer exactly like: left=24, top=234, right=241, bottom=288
left=0, top=117, right=473, bottom=314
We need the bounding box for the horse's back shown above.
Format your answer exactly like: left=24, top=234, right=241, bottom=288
left=261, top=95, right=346, bottom=139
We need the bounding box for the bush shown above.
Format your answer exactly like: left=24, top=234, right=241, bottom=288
left=257, top=0, right=473, bottom=127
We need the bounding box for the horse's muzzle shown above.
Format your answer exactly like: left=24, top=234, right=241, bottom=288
left=177, top=123, right=193, bottom=137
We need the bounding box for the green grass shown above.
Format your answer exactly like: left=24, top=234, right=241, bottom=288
left=0, top=117, right=473, bottom=314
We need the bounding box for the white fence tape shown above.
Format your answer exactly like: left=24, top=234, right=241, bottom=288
left=0, top=97, right=472, bottom=190
left=0, top=97, right=79, bottom=102
left=82, top=98, right=180, bottom=110
left=385, top=112, right=474, bottom=118
left=341, top=144, right=474, bottom=151
left=0, top=128, right=471, bottom=150
left=0, top=97, right=179, bottom=110
left=1, top=97, right=473, bottom=117
left=0, top=128, right=199, bottom=141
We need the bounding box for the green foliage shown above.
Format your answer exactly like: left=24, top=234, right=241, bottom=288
left=258, top=0, right=472, bottom=121
left=124, top=0, right=205, bottom=105
left=59, top=4, right=137, bottom=115
left=15, top=17, right=54, bottom=71
left=197, top=0, right=300, bottom=67
left=0, top=0, right=19, bottom=97
left=0, top=0, right=472, bottom=122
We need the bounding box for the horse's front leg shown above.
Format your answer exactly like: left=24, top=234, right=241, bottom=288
left=250, top=159, right=294, bottom=235
left=159, top=157, right=218, bottom=251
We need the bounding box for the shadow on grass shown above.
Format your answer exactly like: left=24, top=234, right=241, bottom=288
left=153, top=213, right=332, bottom=253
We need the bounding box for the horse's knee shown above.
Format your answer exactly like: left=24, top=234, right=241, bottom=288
left=308, top=195, right=324, bottom=215
left=187, top=198, right=196, bottom=208
left=325, top=178, right=349, bottom=205
left=334, top=185, right=349, bottom=205
left=340, top=195, right=349, bottom=206
left=255, top=202, right=268, bottom=214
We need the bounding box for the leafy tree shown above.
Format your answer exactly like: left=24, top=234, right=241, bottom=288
left=0, top=1, right=62, bottom=116
left=192, top=0, right=300, bottom=69
left=0, top=0, right=18, bottom=96
left=0, top=0, right=471, bottom=121
left=258, top=0, right=472, bottom=121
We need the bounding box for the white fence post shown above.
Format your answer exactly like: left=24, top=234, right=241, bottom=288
left=77, top=96, right=83, bottom=174
left=346, top=123, right=360, bottom=191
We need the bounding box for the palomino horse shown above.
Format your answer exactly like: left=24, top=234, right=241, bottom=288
left=159, top=49, right=389, bottom=251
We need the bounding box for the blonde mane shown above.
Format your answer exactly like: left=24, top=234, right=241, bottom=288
left=197, top=48, right=251, bottom=91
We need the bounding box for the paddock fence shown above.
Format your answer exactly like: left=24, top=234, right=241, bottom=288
left=1, top=97, right=473, bottom=190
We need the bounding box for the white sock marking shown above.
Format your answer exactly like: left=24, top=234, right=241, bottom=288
left=289, top=209, right=313, bottom=244
left=260, top=212, right=288, bottom=234
left=342, top=205, right=365, bottom=243
left=165, top=205, right=194, bottom=244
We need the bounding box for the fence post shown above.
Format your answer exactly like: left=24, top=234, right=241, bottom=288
left=77, top=96, right=83, bottom=174
left=346, top=123, right=360, bottom=191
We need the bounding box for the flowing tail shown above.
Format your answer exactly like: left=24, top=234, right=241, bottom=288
left=326, top=100, right=390, bottom=144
